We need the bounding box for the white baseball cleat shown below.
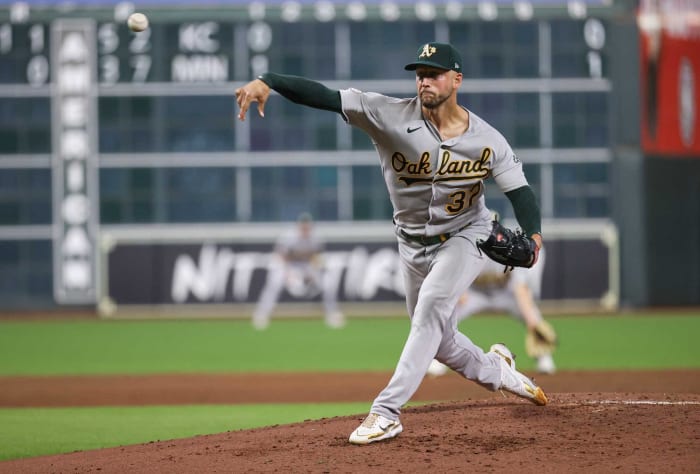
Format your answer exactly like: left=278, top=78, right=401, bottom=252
left=426, top=359, right=449, bottom=377
left=325, top=311, right=346, bottom=329
left=251, top=314, right=270, bottom=331
left=348, top=413, right=403, bottom=445
left=536, top=353, right=556, bottom=375
left=490, top=343, right=548, bottom=406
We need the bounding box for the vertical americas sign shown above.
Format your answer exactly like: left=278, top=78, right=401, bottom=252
left=51, top=20, right=100, bottom=303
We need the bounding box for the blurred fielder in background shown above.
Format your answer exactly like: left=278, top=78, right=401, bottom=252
left=252, top=213, right=345, bottom=330
left=428, top=236, right=557, bottom=376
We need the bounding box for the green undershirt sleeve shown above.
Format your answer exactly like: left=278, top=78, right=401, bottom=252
left=257, top=72, right=342, bottom=114
left=505, top=185, right=542, bottom=237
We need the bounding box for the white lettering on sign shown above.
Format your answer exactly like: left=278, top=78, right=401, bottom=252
left=230, top=252, right=262, bottom=300
left=343, top=247, right=404, bottom=299
left=353, top=248, right=402, bottom=299
left=171, top=245, right=220, bottom=301
left=62, top=227, right=91, bottom=256
left=171, top=54, right=228, bottom=82
left=60, top=129, right=89, bottom=159
left=66, top=162, right=85, bottom=192
left=170, top=245, right=405, bottom=303
left=171, top=246, right=266, bottom=302
left=58, top=65, right=90, bottom=92
left=61, top=97, right=87, bottom=127
left=59, top=32, right=89, bottom=62
left=53, top=21, right=98, bottom=303
left=63, top=260, right=91, bottom=289
left=61, top=194, right=90, bottom=224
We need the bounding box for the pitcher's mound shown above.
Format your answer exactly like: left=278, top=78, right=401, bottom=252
left=2, top=392, right=698, bottom=473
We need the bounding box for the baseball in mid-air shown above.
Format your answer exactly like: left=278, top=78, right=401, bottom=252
left=127, top=12, right=149, bottom=32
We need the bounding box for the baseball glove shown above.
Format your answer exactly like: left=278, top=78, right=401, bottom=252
left=525, top=320, right=558, bottom=358
left=477, top=219, right=538, bottom=269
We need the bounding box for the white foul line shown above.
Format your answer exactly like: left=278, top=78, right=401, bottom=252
left=586, top=400, right=700, bottom=406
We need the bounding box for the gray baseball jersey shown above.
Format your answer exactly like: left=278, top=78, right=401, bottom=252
left=339, top=88, right=534, bottom=420
left=340, top=89, right=528, bottom=236
left=275, top=227, right=324, bottom=263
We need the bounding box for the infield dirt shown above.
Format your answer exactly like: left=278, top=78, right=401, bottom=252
left=1, top=370, right=699, bottom=473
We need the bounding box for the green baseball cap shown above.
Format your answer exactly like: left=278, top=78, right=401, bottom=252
left=404, top=42, right=463, bottom=72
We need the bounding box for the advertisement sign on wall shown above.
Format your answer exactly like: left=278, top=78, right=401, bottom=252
left=638, top=0, right=700, bottom=156
left=102, top=237, right=614, bottom=314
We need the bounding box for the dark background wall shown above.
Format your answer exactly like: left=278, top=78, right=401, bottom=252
left=644, top=156, right=700, bottom=304
left=610, top=13, right=700, bottom=306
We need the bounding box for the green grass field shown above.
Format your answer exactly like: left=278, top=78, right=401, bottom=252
left=0, top=403, right=370, bottom=462
left=1, top=313, right=699, bottom=461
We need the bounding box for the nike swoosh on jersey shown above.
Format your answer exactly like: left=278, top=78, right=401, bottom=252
left=407, top=126, right=422, bottom=133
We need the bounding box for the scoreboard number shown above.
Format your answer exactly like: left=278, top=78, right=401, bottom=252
left=0, top=23, right=11, bottom=53
left=97, top=21, right=152, bottom=84
left=130, top=54, right=152, bottom=83
left=1, top=22, right=50, bottom=85
left=99, top=54, right=119, bottom=84
left=27, top=54, right=49, bottom=86
left=98, top=23, right=119, bottom=54
left=584, top=18, right=606, bottom=79
left=29, top=23, right=44, bottom=52
left=129, top=27, right=151, bottom=54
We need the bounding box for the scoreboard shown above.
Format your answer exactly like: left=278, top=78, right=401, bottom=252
left=0, top=0, right=623, bottom=88
left=0, top=0, right=623, bottom=308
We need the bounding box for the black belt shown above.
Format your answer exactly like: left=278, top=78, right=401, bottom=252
left=399, top=222, right=471, bottom=246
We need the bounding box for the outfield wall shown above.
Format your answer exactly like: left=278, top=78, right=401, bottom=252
left=98, top=219, right=618, bottom=318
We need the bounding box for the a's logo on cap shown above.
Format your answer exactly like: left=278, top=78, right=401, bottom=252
left=419, top=44, right=436, bottom=58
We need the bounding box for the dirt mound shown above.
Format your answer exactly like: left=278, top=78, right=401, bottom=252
left=2, top=369, right=699, bottom=407
left=1, top=370, right=699, bottom=473
left=1, top=393, right=698, bottom=473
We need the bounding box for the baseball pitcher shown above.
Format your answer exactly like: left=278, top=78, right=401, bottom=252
left=235, top=41, right=548, bottom=445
